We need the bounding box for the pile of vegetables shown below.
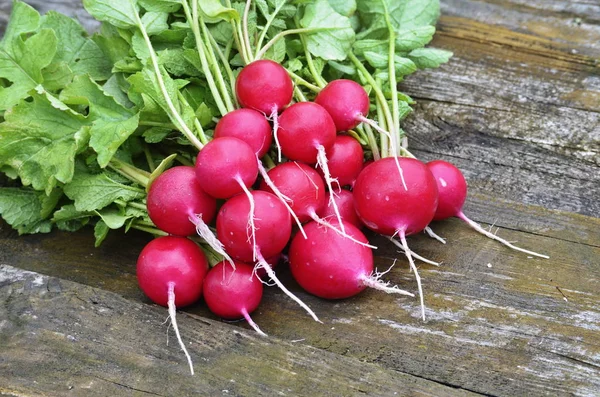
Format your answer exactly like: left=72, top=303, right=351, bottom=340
left=0, top=0, right=548, bottom=374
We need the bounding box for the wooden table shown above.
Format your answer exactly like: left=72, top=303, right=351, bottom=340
left=1, top=1, right=599, bottom=396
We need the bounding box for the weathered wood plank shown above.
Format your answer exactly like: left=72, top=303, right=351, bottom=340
left=0, top=265, right=479, bottom=397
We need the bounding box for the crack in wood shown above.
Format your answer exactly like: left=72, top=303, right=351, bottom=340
left=91, top=376, right=166, bottom=396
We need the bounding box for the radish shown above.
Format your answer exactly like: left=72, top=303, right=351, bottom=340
left=314, top=79, right=370, bottom=132
left=137, top=236, right=209, bottom=375
left=146, top=166, right=216, bottom=236
left=259, top=161, right=373, bottom=248
left=203, top=261, right=266, bottom=336
left=289, top=220, right=413, bottom=299
left=278, top=102, right=346, bottom=233
left=146, top=166, right=233, bottom=268
left=235, top=59, right=293, bottom=162
left=426, top=160, right=549, bottom=259
left=353, top=157, right=439, bottom=320
left=195, top=136, right=258, bottom=199
left=322, top=189, right=363, bottom=230
left=216, top=190, right=320, bottom=322
left=214, top=108, right=273, bottom=158
left=195, top=136, right=260, bottom=261
left=323, top=135, right=364, bottom=188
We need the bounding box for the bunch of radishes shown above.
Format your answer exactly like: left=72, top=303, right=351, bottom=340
left=135, top=59, right=548, bottom=374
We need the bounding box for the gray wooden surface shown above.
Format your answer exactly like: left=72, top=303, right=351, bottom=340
left=1, top=1, right=599, bottom=396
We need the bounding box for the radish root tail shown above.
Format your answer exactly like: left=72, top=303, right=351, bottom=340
left=270, top=106, right=282, bottom=162
left=257, top=159, right=307, bottom=239
left=189, top=214, right=236, bottom=270
left=389, top=237, right=440, bottom=266
left=316, top=145, right=345, bottom=233
left=457, top=212, right=549, bottom=259
left=255, top=252, right=322, bottom=323
left=424, top=226, right=446, bottom=244
left=241, top=307, right=268, bottom=337
left=237, top=178, right=258, bottom=262
left=398, top=232, right=426, bottom=321
left=311, top=211, right=377, bottom=249
left=167, top=282, right=195, bottom=375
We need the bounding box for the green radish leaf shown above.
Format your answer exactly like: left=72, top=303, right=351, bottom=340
left=395, top=26, right=436, bottom=52
left=141, top=11, right=169, bottom=35
left=138, top=0, right=181, bottom=13
left=146, top=153, right=178, bottom=192
left=408, top=47, right=452, bottom=69
left=300, top=0, right=355, bottom=61
left=94, top=220, right=110, bottom=247
left=199, top=0, right=240, bottom=23
left=0, top=29, right=57, bottom=111
left=356, top=0, right=440, bottom=31
left=352, top=39, right=387, bottom=57
left=0, top=1, right=41, bottom=56
left=60, top=75, right=140, bottom=168
left=363, top=52, right=417, bottom=76
left=96, top=207, right=133, bottom=229
left=142, top=127, right=171, bottom=143
left=40, top=11, right=112, bottom=81
left=0, top=187, right=58, bottom=234
left=0, top=90, right=89, bottom=194
left=82, top=0, right=139, bottom=29
left=64, top=168, right=145, bottom=212
left=327, top=0, right=357, bottom=17
left=53, top=204, right=92, bottom=232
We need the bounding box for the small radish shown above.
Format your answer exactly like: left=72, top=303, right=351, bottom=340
left=314, top=79, right=370, bottom=132
left=195, top=136, right=258, bottom=199
left=259, top=161, right=373, bottom=248
left=216, top=190, right=320, bottom=322
left=322, top=189, right=363, bottom=230
left=289, top=220, right=413, bottom=300
left=278, top=102, right=346, bottom=233
left=324, top=135, right=364, bottom=188
left=236, top=60, right=293, bottom=162
left=353, top=157, right=439, bottom=320
left=426, top=160, right=549, bottom=259
left=214, top=108, right=272, bottom=158
left=203, top=261, right=266, bottom=336
left=137, top=236, right=209, bottom=374
left=259, top=161, right=326, bottom=223
left=236, top=59, right=293, bottom=115
left=195, top=136, right=260, bottom=260
left=146, top=166, right=216, bottom=236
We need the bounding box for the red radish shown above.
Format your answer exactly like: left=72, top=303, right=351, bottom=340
left=315, top=79, right=370, bottom=132
left=214, top=108, right=273, bottom=158
left=324, top=135, right=364, bottom=188
left=259, top=161, right=373, bottom=248
left=289, top=220, right=413, bottom=299
left=236, top=60, right=293, bottom=163
left=278, top=102, right=336, bottom=164
left=216, top=190, right=320, bottom=322
left=259, top=162, right=326, bottom=223
left=236, top=59, right=293, bottom=115
left=146, top=166, right=216, bottom=236
left=203, top=261, right=266, bottom=336
left=195, top=136, right=258, bottom=199
left=426, top=160, right=548, bottom=259
left=137, top=236, right=209, bottom=374
left=278, top=102, right=346, bottom=233
left=353, top=157, right=439, bottom=320
left=322, top=189, right=363, bottom=229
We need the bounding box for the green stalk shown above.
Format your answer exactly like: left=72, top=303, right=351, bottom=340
left=294, top=85, right=307, bottom=102
left=208, top=34, right=238, bottom=106
left=362, top=124, right=381, bottom=161
left=255, top=27, right=340, bottom=61
left=182, top=0, right=228, bottom=117
left=177, top=92, right=209, bottom=145
left=376, top=92, right=388, bottom=158
left=242, top=0, right=254, bottom=62
left=381, top=0, right=400, bottom=155
left=108, top=158, right=150, bottom=188
left=293, top=16, right=327, bottom=88
left=288, top=71, right=321, bottom=93
left=143, top=144, right=156, bottom=172
left=263, top=154, right=276, bottom=170
left=133, top=10, right=203, bottom=151
left=199, top=17, right=235, bottom=112
left=131, top=223, right=168, bottom=236
left=139, top=120, right=176, bottom=128
left=254, top=0, right=287, bottom=59
left=176, top=155, right=194, bottom=167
